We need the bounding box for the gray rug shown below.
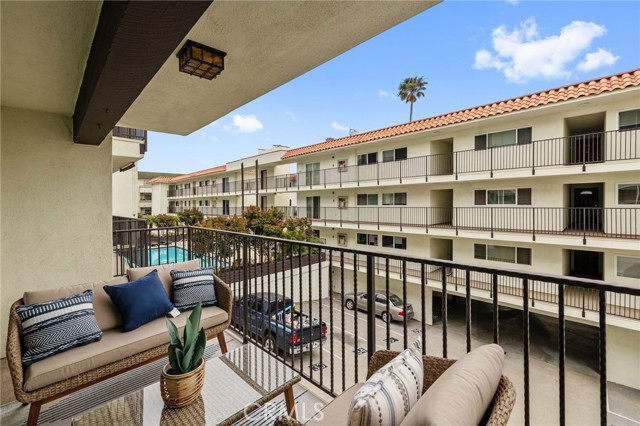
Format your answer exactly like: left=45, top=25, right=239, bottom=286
left=0, top=338, right=325, bottom=426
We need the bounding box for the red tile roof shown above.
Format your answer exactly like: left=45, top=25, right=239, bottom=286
left=148, top=165, right=227, bottom=183
left=282, top=69, right=640, bottom=159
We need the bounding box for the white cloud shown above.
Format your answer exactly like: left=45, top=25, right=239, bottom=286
left=331, top=121, right=349, bottom=132
left=505, top=0, right=519, bottom=5
left=474, top=18, right=612, bottom=83
left=226, top=114, right=263, bottom=133
left=577, top=48, right=619, bottom=72
left=378, top=89, right=397, bottom=99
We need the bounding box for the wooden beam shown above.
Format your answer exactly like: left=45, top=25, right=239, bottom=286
left=73, top=1, right=212, bottom=145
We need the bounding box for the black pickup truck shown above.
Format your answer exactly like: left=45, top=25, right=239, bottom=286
left=232, top=293, right=327, bottom=355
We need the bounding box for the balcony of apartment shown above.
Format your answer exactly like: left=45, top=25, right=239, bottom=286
left=276, top=206, right=639, bottom=246
left=104, top=225, right=640, bottom=425
left=139, top=194, right=152, bottom=208
left=292, top=129, right=639, bottom=191
left=167, top=174, right=298, bottom=199
left=112, top=126, right=148, bottom=173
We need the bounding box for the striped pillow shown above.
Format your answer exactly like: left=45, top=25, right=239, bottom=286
left=349, top=340, right=423, bottom=426
left=170, top=268, right=217, bottom=311
left=17, top=290, right=103, bottom=367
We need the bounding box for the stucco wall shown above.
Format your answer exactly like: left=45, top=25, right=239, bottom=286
left=0, top=107, right=113, bottom=355
left=112, top=165, right=138, bottom=218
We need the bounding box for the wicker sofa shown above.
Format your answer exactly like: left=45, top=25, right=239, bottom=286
left=6, top=259, right=232, bottom=426
left=276, top=348, right=516, bottom=426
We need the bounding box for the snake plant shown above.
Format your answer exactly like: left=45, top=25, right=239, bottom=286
left=165, top=302, right=207, bottom=375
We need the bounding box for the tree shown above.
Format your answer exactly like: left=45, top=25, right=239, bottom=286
left=177, top=208, right=204, bottom=226
left=398, top=76, right=427, bottom=122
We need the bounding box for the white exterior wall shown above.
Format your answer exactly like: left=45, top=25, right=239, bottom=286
left=151, top=182, right=169, bottom=215
left=1, top=107, right=113, bottom=354
left=112, top=165, right=138, bottom=218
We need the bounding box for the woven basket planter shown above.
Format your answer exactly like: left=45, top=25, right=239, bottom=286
left=160, top=359, right=205, bottom=408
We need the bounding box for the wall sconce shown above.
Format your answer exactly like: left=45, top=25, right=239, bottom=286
left=177, top=40, right=226, bottom=80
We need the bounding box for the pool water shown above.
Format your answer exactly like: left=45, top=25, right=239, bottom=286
left=125, top=246, right=219, bottom=268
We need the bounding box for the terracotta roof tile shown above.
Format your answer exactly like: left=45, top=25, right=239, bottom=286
left=283, top=69, right=640, bottom=159
left=149, top=165, right=227, bottom=183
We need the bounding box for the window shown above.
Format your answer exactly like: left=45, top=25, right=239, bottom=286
left=382, top=147, right=408, bottom=162
left=382, top=193, right=407, bottom=205
left=357, top=194, right=378, bottom=206
left=357, top=233, right=378, bottom=246
left=475, top=127, right=532, bottom=150
left=474, top=244, right=531, bottom=265
left=382, top=235, right=407, bottom=250
left=222, top=177, right=230, bottom=192
left=306, top=196, right=320, bottom=219
left=305, top=163, right=320, bottom=185
left=618, top=183, right=640, bottom=205
left=222, top=200, right=230, bottom=215
left=475, top=188, right=532, bottom=205
left=619, top=109, right=640, bottom=131
left=338, top=160, right=348, bottom=172
left=198, top=200, right=203, bottom=206
left=338, top=197, right=348, bottom=209
left=337, top=233, right=347, bottom=246
left=617, top=256, right=640, bottom=279
left=357, top=152, right=378, bottom=165
left=204, top=200, right=210, bottom=207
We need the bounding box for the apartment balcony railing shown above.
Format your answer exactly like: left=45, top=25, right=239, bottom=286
left=112, top=226, right=640, bottom=425
left=113, top=126, right=148, bottom=154
left=275, top=206, right=639, bottom=242
left=165, top=130, right=638, bottom=198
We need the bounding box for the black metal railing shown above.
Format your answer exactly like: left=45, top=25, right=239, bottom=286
left=112, top=215, right=148, bottom=245
left=164, top=129, right=638, bottom=198
left=112, top=225, right=639, bottom=426
left=174, top=205, right=639, bottom=242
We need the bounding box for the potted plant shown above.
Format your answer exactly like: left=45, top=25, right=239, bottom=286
left=159, top=302, right=207, bottom=408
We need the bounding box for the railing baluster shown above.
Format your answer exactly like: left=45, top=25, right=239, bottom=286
left=598, top=290, right=607, bottom=426
left=493, top=274, right=499, bottom=344
left=441, top=267, right=448, bottom=358
left=523, top=278, right=531, bottom=426
left=558, top=284, right=565, bottom=426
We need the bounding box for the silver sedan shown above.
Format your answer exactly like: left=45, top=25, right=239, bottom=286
left=344, top=292, right=414, bottom=323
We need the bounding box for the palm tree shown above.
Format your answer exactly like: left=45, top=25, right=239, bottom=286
left=398, top=76, right=427, bottom=122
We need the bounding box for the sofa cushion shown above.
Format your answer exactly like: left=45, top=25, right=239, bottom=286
left=23, top=276, right=128, bottom=331
left=127, top=259, right=201, bottom=298
left=104, top=270, right=174, bottom=332
left=306, top=383, right=364, bottom=426
left=17, top=290, right=103, bottom=367
left=398, top=344, right=504, bottom=426
left=24, top=305, right=228, bottom=391
left=349, top=343, right=423, bottom=426
left=170, top=268, right=217, bottom=311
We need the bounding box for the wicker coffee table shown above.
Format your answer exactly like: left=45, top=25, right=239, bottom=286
left=72, top=344, right=301, bottom=426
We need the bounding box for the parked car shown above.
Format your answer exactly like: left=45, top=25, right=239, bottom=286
left=232, top=293, right=327, bottom=355
left=344, top=291, right=414, bottom=322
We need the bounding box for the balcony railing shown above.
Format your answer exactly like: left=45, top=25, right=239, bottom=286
left=112, top=226, right=639, bottom=425
left=113, top=126, right=148, bottom=154
left=166, top=130, right=638, bottom=198
left=169, top=205, right=639, bottom=242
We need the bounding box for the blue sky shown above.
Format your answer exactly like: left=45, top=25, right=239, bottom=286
left=139, top=1, right=640, bottom=174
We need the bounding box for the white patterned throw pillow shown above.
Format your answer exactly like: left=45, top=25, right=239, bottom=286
left=349, top=340, right=423, bottom=426
left=170, top=268, right=217, bottom=311
left=17, top=290, right=103, bottom=366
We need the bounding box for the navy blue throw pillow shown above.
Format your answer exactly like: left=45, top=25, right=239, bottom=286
left=104, top=270, right=174, bottom=332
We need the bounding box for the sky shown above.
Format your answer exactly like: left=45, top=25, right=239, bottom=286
left=138, top=0, right=640, bottom=174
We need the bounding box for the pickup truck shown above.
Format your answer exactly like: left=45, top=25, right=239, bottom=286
left=232, top=292, right=327, bottom=355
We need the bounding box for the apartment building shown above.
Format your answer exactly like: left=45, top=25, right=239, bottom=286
left=112, top=127, right=148, bottom=218
left=150, top=145, right=297, bottom=216
left=151, top=69, right=640, bottom=388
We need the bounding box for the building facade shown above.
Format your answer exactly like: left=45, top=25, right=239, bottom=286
left=151, top=70, right=640, bottom=388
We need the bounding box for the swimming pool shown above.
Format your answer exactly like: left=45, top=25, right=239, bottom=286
left=124, top=246, right=220, bottom=268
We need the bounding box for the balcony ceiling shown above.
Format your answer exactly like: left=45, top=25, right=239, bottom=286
left=0, top=1, right=103, bottom=116
left=118, top=1, right=439, bottom=135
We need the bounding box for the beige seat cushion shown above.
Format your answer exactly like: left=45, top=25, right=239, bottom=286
left=307, top=383, right=364, bottom=426
left=24, top=305, right=227, bottom=391
left=127, top=259, right=201, bottom=298
left=399, top=344, right=504, bottom=426
left=22, top=276, right=128, bottom=332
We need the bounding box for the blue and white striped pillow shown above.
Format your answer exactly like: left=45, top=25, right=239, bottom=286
left=17, top=290, right=103, bottom=366
left=170, top=268, right=217, bottom=311
left=349, top=339, right=423, bottom=426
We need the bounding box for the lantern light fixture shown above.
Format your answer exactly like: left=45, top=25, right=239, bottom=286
left=177, top=40, right=226, bottom=80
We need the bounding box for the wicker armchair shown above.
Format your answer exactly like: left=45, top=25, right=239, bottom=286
left=275, top=349, right=516, bottom=426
